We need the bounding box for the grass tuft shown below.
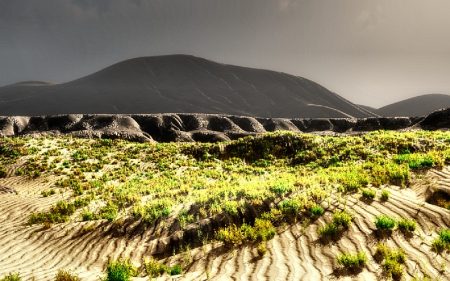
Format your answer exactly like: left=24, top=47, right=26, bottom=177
left=336, top=251, right=367, bottom=272
left=105, top=259, right=136, bottom=281
left=55, top=270, right=80, bottom=281
left=0, top=273, right=21, bottom=281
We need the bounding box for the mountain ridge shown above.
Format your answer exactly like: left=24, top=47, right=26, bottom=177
left=0, top=54, right=374, bottom=118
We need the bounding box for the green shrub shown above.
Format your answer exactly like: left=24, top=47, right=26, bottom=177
left=132, top=200, right=171, bottom=224
left=257, top=242, right=267, bottom=256
left=380, top=189, right=390, bottom=201
left=105, top=259, right=136, bottom=281
left=169, top=264, right=182, bottom=276
left=29, top=200, right=78, bottom=224
left=269, top=184, right=292, bottom=196
left=374, top=243, right=406, bottom=280
left=375, top=215, right=396, bottom=231
left=431, top=229, right=450, bottom=253
left=336, top=251, right=367, bottom=271
left=397, top=218, right=416, bottom=234
left=394, top=153, right=441, bottom=170
left=332, top=211, right=353, bottom=228
left=382, top=259, right=404, bottom=280
left=318, top=222, right=339, bottom=238
left=310, top=205, right=324, bottom=217
left=144, top=258, right=167, bottom=278
left=278, top=199, right=301, bottom=217
left=361, top=188, right=376, bottom=200
left=100, top=202, right=118, bottom=222
left=0, top=273, right=21, bottom=281
left=216, top=219, right=276, bottom=246
left=41, top=189, right=56, bottom=197
left=81, top=210, right=96, bottom=221
left=216, top=224, right=246, bottom=246
left=55, top=270, right=80, bottom=281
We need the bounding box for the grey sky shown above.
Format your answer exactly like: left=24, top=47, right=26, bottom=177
left=1, top=0, right=450, bottom=107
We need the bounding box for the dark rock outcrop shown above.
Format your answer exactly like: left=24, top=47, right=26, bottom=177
left=0, top=109, right=449, bottom=143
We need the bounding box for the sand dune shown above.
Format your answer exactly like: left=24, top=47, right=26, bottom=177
left=1, top=168, right=448, bottom=280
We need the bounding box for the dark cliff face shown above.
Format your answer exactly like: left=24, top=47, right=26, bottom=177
left=0, top=55, right=375, bottom=118
left=2, top=108, right=449, bottom=143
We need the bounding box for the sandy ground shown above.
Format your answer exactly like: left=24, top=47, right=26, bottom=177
left=0, top=168, right=449, bottom=281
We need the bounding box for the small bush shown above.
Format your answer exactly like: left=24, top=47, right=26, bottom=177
left=144, top=258, right=167, bottom=278
left=216, top=224, right=245, bottom=246
left=380, top=189, right=390, bottom=201
left=132, top=200, right=171, bottom=224
left=374, top=243, right=406, bottom=280
left=41, top=189, right=56, bottom=197
left=332, top=211, right=353, bottom=228
left=318, top=222, right=339, bottom=238
left=105, top=259, right=136, bottom=281
left=257, top=242, right=267, bottom=256
left=168, top=264, right=182, bottom=276
left=397, top=218, right=416, bottom=234
left=375, top=215, right=396, bottom=231
left=336, top=251, right=367, bottom=272
left=100, top=202, right=118, bottom=222
left=269, top=184, right=292, bottom=196
left=278, top=199, right=301, bottom=217
left=81, top=210, right=96, bottom=221
left=310, top=205, right=324, bottom=217
left=431, top=229, right=450, bottom=253
left=382, top=259, right=404, bottom=280
left=216, top=219, right=276, bottom=246
left=361, top=188, right=376, bottom=200
left=0, top=273, right=21, bottom=281
left=55, top=270, right=80, bottom=281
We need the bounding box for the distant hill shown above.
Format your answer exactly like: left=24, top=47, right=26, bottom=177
left=377, top=94, right=450, bottom=117
left=0, top=55, right=375, bottom=118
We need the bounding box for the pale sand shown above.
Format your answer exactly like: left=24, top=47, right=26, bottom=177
left=0, top=168, right=449, bottom=281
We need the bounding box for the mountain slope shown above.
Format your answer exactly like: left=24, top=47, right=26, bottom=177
left=0, top=55, right=374, bottom=118
left=378, top=94, right=450, bottom=117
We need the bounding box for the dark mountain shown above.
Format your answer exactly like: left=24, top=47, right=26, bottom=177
left=0, top=55, right=375, bottom=118
left=357, top=104, right=380, bottom=116
left=377, top=94, right=450, bottom=117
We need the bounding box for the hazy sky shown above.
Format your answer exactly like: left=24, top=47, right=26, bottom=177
left=2, top=0, right=450, bottom=107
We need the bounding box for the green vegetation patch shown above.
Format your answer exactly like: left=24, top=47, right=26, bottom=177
left=336, top=251, right=367, bottom=272
left=374, top=243, right=407, bottom=280
left=0, top=131, right=448, bottom=263
left=431, top=228, right=450, bottom=254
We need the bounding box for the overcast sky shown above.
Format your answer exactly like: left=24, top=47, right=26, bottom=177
left=2, top=0, right=450, bottom=107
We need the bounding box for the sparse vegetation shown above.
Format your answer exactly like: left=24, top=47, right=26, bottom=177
left=144, top=258, right=167, bottom=278
left=375, top=215, right=396, bottom=234
left=336, top=251, right=367, bottom=272
left=361, top=188, right=376, bottom=201
left=54, top=270, right=80, bottom=281
left=216, top=218, right=276, bottom=246
left=318, top=210, right=353, bottom=241
left=380, top=189, right=390, bottom=201
left=1, top=131, right=449, bottom=277
left=104, top=259, right=136, bottom=281
left=374, top=243, right=407, bottom=280
left=0, top=273, right=21, bottom=281
left=310, top=205, right=324, bottom=217
left=397, top=218, right=417, bottom=234
left=431, top=228, right=450, bottom=253
left=143, top=258, right=183, bottom=278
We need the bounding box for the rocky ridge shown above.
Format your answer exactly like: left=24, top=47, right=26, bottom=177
left=1, top=108, right=449, bottom=142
